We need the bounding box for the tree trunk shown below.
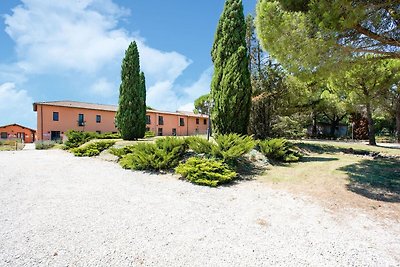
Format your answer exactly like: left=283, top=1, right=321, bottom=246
left=311, top=113, right=317, bottom=138
left=329, top=118, right=339, bottom=137
left=365, top=103, right=376, bottom=146
left=396, top=95, right=400, bottom=143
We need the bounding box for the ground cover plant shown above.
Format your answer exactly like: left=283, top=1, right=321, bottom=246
left=65, top=130, right=120, bottom=149
left=258, top=138, right=302, bottom=162
left=175, top=157, right=237, bottom=187
left=72, top=140, right=116, bottom=157
left=120, top=137, right=187, bottom=170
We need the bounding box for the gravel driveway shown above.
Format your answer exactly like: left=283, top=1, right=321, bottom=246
left=0, top=149, right=399, bottom=266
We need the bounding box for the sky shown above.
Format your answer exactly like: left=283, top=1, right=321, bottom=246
left=0, top=0, right=257, bottom=129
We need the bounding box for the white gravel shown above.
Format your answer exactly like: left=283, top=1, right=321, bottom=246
left=0, top=149, right=399, bottom=267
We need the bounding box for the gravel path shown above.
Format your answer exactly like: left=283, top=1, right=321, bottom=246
left=0, top=149, right=399, bottom=266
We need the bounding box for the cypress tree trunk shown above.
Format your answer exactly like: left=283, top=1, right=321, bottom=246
left=211, top=0, right=252, bottom=135
left=365, top=102, right=377, bottom=146
left=116, top=41, right=146, bottom=140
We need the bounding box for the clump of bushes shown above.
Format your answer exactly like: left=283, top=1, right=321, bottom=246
left=144, top=131, right=155, bottom=138
left=258, top=138, right=302, bottom=162
left=71, top=140, right=116, bottom=157
left=185, top=136, right=214, bottom=154
left=120, top=137, right=187, bottom=170
left=118, top=134, right=255, bottom=186
left=65, top=130, right=120, bottom=149
left=186, top=134, right=255, bottom=164
left=35, top=140, right=57, bottom=150
left=175, top=157, right=237, bottom=187
left=212, top=134, right=256, bottom=164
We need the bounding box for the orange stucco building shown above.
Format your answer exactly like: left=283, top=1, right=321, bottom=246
left=33, top=101, right=209, bottom=141
left=0, top=123, right=36, bottom=143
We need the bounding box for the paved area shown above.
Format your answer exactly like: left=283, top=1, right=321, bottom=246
left=0, top=149, right=399, bottom=266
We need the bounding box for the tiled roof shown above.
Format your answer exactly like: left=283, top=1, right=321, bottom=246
left=33, top=101, right=117, bottom=112
left=0, top=123, right=36, bottom=132
left=33, top=101, right=208, bottom=118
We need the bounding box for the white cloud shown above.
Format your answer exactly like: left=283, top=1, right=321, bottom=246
left=0, top=82, right=35, bottom=128
left=4, top=0, right=191, bottom=83
left=147, top=67, right=212, bottom=112
left=2, top=0, right=196, bottom=113
left=90, top=78, right=116, bottom=97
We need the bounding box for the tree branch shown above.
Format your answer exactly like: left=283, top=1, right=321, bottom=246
left=354, top=24, right=400, bottom=47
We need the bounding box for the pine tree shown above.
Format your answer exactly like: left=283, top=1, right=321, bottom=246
left=116, top=41, right=146, bottom=140
left=211, top=0, right=252, bottom=135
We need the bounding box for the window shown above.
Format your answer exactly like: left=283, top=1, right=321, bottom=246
left=179, top=118, right=185, bottom=126
left=0, top=132, right=7, bottom=139
left=53, top=112, right=59, bottom=121
left=146, top=115, right=151, bottom=125
left=51, top=131, right=61, bottom=141
left=158, top=127, right=163, bottom=136
left=96, top=115, right=101, bottom=123
left=96, top=131, right=101, bottom=134
left=172, top=128, right=177, bottom=136
left=204, top=119, right=207, bottom=125
left=78, top=114, right=85, bottom=126
left=158, top=116, right=164, bottom=125
left=196, top=118, right=199, bottom=125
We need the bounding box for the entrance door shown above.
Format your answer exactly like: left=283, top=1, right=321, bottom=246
left=51, top=131, right=61, bottom=141
left=172, top=128, right=177, bottom=136
left=17, top=132, right=25, bottom=142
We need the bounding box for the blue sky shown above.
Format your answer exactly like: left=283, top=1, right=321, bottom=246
left=0, top=0, right=257, bottom=128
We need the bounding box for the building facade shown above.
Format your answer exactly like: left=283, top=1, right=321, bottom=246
left=33, top=101, right=208, bottom=140
left=0, top=123, right=36, bottom=143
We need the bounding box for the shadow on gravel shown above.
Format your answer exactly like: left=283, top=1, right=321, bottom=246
left=339, top=158, right=400, bottom=203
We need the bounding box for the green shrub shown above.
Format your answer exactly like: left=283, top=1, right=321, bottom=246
left=175, top=157, right=237, bottom=187
left=258, top=138, right=302, bottom=162
left=71, top=140, right=116, bottom=157
left=35, top=140, right=57, bottom=150
left=185, top=136, right=214, bottom=154
left=108, top=145, right=136, bottom=158
left=212, top=134, right=256, bottom=163
left=97, top=132, right=121, bottom=139
left=120, top=137, right=187, bottom=170
left=65, top=130, right=96, bottom=149
left=144, top=131, right=155, bottom=138
left=65, top=131, right=120, bottom=149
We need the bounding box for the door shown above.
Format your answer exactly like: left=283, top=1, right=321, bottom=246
left=172, top=128, right=177, bottom=136
left=51, top=131, right=61, bottom=141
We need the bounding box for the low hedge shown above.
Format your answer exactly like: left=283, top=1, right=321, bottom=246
left=175, top=157, right=237, bottom=187
left=258, top=138, right=302, bottom=162
left=71, top=140, right=116, bottom=157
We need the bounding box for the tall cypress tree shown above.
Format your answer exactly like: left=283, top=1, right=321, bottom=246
left=116, top=41, right=146, bottom=140
left=211, top=0, right=251, bottom=135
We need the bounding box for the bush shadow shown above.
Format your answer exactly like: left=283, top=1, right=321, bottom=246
left=300, top=156, right=339, bottom=162
left=338, top=158, right=400, bottom=202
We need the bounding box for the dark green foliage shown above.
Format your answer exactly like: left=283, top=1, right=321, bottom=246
left=65, top=130, right=120, bottom=149
left=212, top=134, right=256, bottom=163
left=211, top=0, right=252, bottom=135
left=259, top=138, right=302, bottom=162
left=185, top=136, right=214, bottom=155
left=175, top=157, right=237, bottom=187
left=109, top=145, right=136, bottom=158
left=115, top=41, right=146, bottom=140
left=120, top=137, right=187, bottom=170
left=71, top=140, right=116, bottom=157
left=194, top=94, right=211, bottom=114
left=35, top=140, right=57, bottom=150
